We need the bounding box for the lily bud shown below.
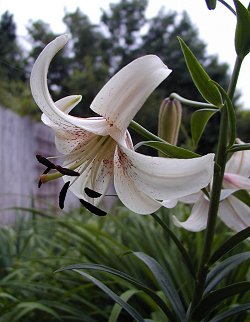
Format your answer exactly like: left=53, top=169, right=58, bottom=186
left=158, top=98, right=182, bottom=146
left=205, top=0, right=217, bottom=10
left=234, top=0, right=250, bottom=58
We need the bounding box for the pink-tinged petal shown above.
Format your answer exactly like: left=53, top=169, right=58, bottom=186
left=173, top=196, right=209, bottom=231
left=225, top=139, right=250, bottom=177
left=219, top=196, right=250, bottom=232
left=30, top=35, right=111, bottom=137
left=90, top=55, right=171, bottom=134
left=223, top=173, right=250, bottom=191
left=115, top=145, right=214, bottom=201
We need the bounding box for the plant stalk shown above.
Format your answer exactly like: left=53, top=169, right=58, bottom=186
left=188, top=55, right=243, bottom=320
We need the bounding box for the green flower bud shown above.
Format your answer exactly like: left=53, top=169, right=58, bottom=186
left=205, top=0, right=217, bottom=10
left=158, top=98, right=182, bottom=146
left=234, top=0, right=250, bottom=58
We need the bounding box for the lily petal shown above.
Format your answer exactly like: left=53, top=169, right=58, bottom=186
left=219, top=196, right=250, bottom=232
left=178, top=191, right=202, bottom=204
left=42, top=95, right=82, bottom=127
left=63, top=137, right=116, bottom=205
left=30, top=34, right=111, bottom=137
left=219, top=188, right=240, bottom=201
left=114, top=144, right=214, bottom=214
left=173, top=196, right=209, bottom=231
left=90, top=55, right=171, bottom=135
left=225, top=139, right=250, bottom=177
left=223, top=173, right=250, bottom=191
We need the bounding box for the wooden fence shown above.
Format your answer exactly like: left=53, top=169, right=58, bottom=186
left=0, top=106, right=77, bottom=225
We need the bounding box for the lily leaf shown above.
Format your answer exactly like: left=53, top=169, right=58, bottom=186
left=133, top=252, right=187, bottom=322
left=205, top=252, right=250, bottom=294
left=192, top=282, right=250, bottom=320
left=178, top=37, right=223, bottom=107
left=109, top=289, right=141, bottom=322
left=209, top=227, right=250, bottom=264
left=151, top=213, right=195, bottom=279
left=209, top=303, right=250, bottom=322
left=56, top=263, right=176, bottom=321
left=136, top=141, right=200, bottom=159
left=191, top=108, right=218, bottom=147
left=70, top=269, right=145, bottom=322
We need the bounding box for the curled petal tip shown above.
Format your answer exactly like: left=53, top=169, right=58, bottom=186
left=56, top=34, right=69, bottom=45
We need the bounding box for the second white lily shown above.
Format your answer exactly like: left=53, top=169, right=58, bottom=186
left=30, top=34, right=214, bottom=214
left=174, top=139, right=250, bottom=231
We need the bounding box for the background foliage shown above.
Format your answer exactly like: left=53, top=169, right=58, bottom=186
left=0, top=0, right=249, bottom=152
left=0, top=205, right=249, bottom=321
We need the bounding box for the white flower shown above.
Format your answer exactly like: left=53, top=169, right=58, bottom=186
left=174, top=139, right=250, bottom=231
left=30, top=34, right=214, bottom=214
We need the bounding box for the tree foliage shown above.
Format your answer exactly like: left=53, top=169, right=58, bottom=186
left=0, top=0, right=248, bottom=150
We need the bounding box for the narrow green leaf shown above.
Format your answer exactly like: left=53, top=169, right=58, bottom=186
left=109, top=289, right=140, bottom=322
left=178, top=37, right=223, bottom=107
left=56, top=263, right=177, bottom=321
left=72, top=270, right=145, bottom=322
left=209, top=227, right=250, bottom=264
left=205, top=252, right=250, bottom=294
left=133, top=252, right=187, bottom=322
left=234, top=0, right=250, bottom=58
left=151, top=213, right=196, bottom=279
left=192, top=282, right=250, bottom=320
left=12, top=302, right=61, bottom=321
left=136, top=141, right=200, bottom=159
left=209, top=303, right=250, bottom=322
left=191, top=108, right=218, bottom=147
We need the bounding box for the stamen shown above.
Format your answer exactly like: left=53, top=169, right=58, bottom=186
left=36, top=155, right=56, bottom=169
left=79, top=199, right=107, bottom=216
left=38, top=168, right=51, bottom=188
left=56, top=165, right=80, bottom=177
left=84, top=187, right=102, bottom=198
left=59, top=181, right=70, bottom=209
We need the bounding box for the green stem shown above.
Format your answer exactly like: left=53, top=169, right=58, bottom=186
left=189, top=55, right=243, bottom=320
left=169, top=93, right=217, bottom=109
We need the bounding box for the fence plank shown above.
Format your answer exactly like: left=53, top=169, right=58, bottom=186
left=0, top=106, right=78, bottom=225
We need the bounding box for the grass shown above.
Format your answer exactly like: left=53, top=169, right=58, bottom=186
left=0, top=204, right=249, bottom=321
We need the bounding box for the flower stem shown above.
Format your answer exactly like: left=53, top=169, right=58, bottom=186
left=188, top=55, right=243, bottom=320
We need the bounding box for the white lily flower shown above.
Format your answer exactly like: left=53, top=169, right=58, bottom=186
left=30, top=34, right=214, bottom=214
left=174, top=139, right=250, bottom=231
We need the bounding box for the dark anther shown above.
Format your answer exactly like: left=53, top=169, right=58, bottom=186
left=84, top=187, right=102, bottom=198
left=36, top=155, right=56, bottom=169
left=38, top=168, right=51, bottom=188
left=79, top=199, right=107, bottom=216
left=56, top=165, right=80, bottom=177
left=59, top=181, right=71, bottom=209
